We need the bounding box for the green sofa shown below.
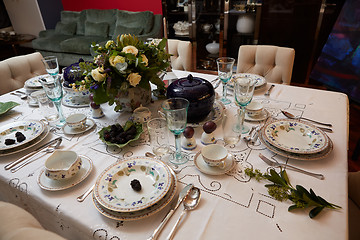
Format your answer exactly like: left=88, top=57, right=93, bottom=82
left=32, top=9, right=163, bottom=66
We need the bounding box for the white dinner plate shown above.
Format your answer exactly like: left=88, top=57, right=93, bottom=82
left=37, top=155, right=93, bottom=191
left=0, top=126, right=49, bottom=157
left=94, top=157, right=172, bottom=212
left=24, top=74, right=51, bottom=88
left=194, top=151, right=236, bottom=175
left=62, top=119, right=96, bottom=135
left=230, top=73, right=267, bottom=89
left=259, top=131, right=333, bottom=161
left=92, top=167, right=177, bottom=221
left=0, top=120, right=46, bottom=151
left=262, top=119, right=329, bottom=154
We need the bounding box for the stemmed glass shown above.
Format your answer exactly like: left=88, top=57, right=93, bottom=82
left=39, top=75, right=66, bottom=127
left=216, top=57, right=235, bottom=105
left=161, top=98, right=190, bottom=165
left=234, top=76, right=257, bottom=133
left=41, top=56, right=59, bottom=78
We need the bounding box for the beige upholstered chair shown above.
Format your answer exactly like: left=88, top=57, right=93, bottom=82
left=236, top=45, right=295, bottom=85
left=349, top=171, right=360, bottom=240
left=0, top=201, right=65, bottom=240
left=0, top=52, right=46, bottom=95
left=167, top=39, right=192, bottom=71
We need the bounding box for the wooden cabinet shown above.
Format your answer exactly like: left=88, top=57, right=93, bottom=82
left=162, top=0, right=261, bottom=72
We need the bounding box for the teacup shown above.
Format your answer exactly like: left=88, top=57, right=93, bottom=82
left=66, top=113, right=87, bottom=129
left=246, top=100, right=264, bottom=117
left=45, top=150, right=82, bottom=180
left=201, top=144, right=228, bottom=169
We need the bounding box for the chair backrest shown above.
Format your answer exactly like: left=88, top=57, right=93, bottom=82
left=0, top=52, right=46, bottom=95
left=167, top=39, right=192, bottom=71
left=236, top=45, right=295, bottom=85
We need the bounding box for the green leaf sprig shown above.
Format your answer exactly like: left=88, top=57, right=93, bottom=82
left=245, top=168, right=341, bottom=218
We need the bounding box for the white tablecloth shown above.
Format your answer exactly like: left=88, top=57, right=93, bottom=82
left=0, top=70, right=349, bottom=240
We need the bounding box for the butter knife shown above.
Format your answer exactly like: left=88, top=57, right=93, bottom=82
left=147, top=183, right=194, bottom=240
left=259, top=153, right=324, bottom=180
left=4, top=137, right=62, bottom=170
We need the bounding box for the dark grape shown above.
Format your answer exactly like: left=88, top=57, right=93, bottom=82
left=130, top=179, right=142, bottom=191
left=5, top=139, right=15, bottom=145
left=89, top=94, right=94, bottom=101
left=183, top=126, right=195, bottom=138
left=90, top=101, right=100, bottom=109
left=203, top=121, right=217, bottom=134
left=15, top=132, right=26, bottom=142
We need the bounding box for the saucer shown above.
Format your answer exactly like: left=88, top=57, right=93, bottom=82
left=245, top=109, right=269, bottom=122
left=62, top=119, right=96, bottom=135
left=62, top=94, right=90, bottom=108
left=37, top=155, right=93, bottom=191
left=194, top=151, right=236, bottom=175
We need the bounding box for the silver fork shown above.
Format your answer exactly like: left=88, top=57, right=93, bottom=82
left=259, top=153, right=325, bottom=180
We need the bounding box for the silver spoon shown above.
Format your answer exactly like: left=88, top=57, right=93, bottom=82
left=166, top=187, right=201, bottom=240
left=281, top=110, right=333, bottom=127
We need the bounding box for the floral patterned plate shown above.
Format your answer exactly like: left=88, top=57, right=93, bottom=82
left=230, top=73, right=267, bottom=89
left=94, top=157, right=172, bottom=212
left=261, top=119, right=329, bottom=154
left=259, top=130, right=333, bottom=161
left=0, top=126, right=49, bottom=157
left=0, top=120, right=45, bottom=151
left=92, top=166, right=177, bottom=221
left=24, top=74, right=50, bottom=88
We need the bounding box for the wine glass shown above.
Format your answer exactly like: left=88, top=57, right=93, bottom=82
left=41, top=56, right=59, bottom=78
left=39, top=75, right=66, bottom=127
left=216, top=57, right=235, bottom=105
left=234, top=76, right=257, bottom=133
left=161, top=98, right=190, bottom=165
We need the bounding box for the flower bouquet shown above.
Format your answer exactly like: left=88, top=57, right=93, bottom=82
left=74, top=34, right=171, bottom=111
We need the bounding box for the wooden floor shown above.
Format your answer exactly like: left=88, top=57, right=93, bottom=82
left=1, top=45, right=360, bottom=172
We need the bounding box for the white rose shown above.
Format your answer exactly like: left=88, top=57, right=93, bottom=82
left=109, top=55, right=125, bottom=67
left=122, top=45, right=138, bottom=56
left=141, top=54, right=148, bottom=66
left=127, top=73, right=142, bottom=87
left=91, top=68, right=107, bottom=82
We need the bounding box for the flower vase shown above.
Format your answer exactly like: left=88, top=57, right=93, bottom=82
left=115, top=86, right=152, bottom=112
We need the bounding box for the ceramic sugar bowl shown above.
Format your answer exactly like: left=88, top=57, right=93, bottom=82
left=45, top=150, right=82, bottom=180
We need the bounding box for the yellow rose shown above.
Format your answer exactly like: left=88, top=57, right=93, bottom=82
left=91, top=68, right=107, bottom=82
left=105, top=40, right=114, bottom=49
left=127, top=73, right=141, bottom=87
left=109, top=55, right=125, bottom=67
left=122, top=45, right=138, bottom=56
left=141, top=54, right=148, bottom=66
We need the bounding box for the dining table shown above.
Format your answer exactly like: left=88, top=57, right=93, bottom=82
left=0, top=69, right=349, bottom=240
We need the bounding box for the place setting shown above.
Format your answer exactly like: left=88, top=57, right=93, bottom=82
left=258, top=118, right=333, bottom=161
left=91, top=156, right=178, bottom=221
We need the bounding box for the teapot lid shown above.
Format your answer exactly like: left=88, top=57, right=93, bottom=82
left=177, top=74, right=202, bottom=87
